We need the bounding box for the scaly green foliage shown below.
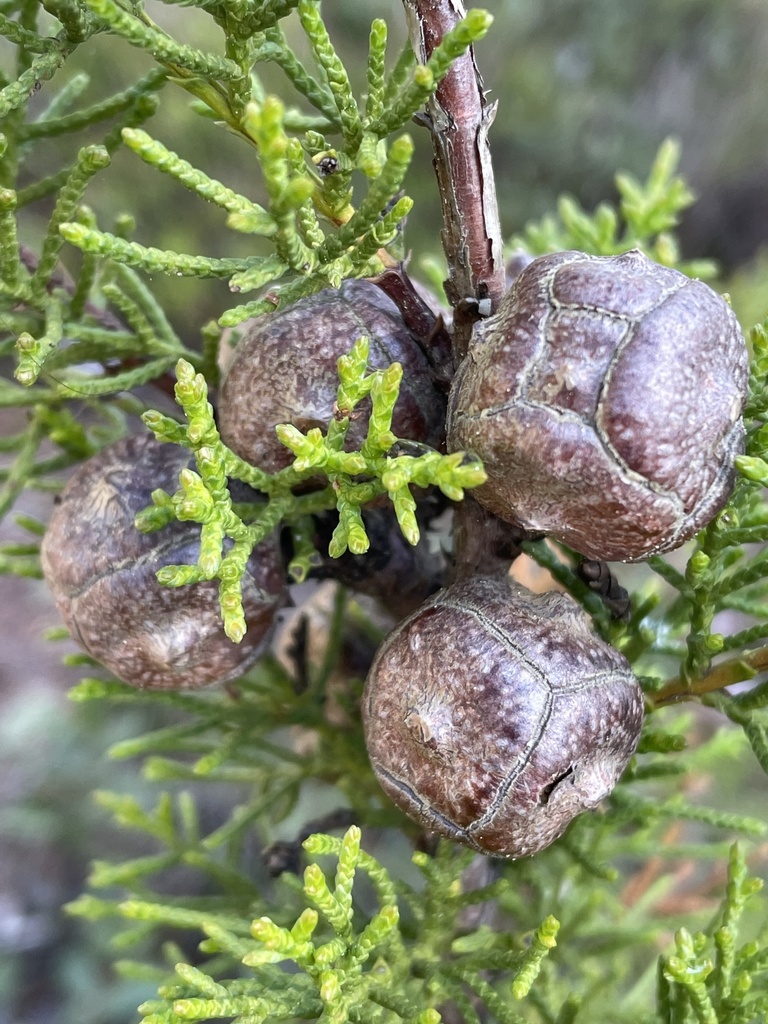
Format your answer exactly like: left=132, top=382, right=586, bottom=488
left=510, top=139, right=716, bottom=279
left=137, top=344, right=483, bottom=640
left=0, top=0, right=487, bottom=586
left=3, top=2, right=768, bottom=1023
left=63, top=650, right=768, bottom=1022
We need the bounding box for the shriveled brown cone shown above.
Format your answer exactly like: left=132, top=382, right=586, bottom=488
left=363, top=574, right=644, bottom=858
left=447, top=249, right=749, bottom=561
left=41, top=433, right=286, bottom=690
left=310, top=502, right=448, bottom=620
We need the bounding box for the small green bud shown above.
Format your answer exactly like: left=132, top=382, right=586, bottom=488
left=664, top=955, right=684, bottom=975
left=113, top=212, right=135, bottom=239
left=705, top=633, right=724, bottom=654
left=251, top=917, right=282, bottom=946
left=685, top=550, right=710, bottom=585
left=413, top=1011, right=441, bottom=1024
left=220, top=590, right=246, bottom=643
left=537, top=915, right=560, bottom=949
left=315, top=937, right=347, bottom=965
left=319, top=969, right=341, bottom=1003
left=360, top=904, right=399, bottom=949
left=303, top=863, right=327, bottom=898
left=290, top=908, right=318, bottom=942
left=156, top=565, right=200, bottom=586
left=217, top=556, right=241, bottom=583
left=14, top=367, right=36, bottom=386
left=142, top=410, right=188, bottom=444
left=413, top=64, right=434, bottom=90
left=732, top=970, right=752, bottom=997
left=327, top=451, right=367, bottom=474
left=347, top=522, right=370, bottom=554
left=134, top=504, right=174, bottom=533
left=371, top=430, right=397, bottom=451
left=392, top=487, right=419, bottom=546
left=674, top=928, right=694, bottom=954
left=381, top=466, right=409, bottom=491
left=187, top=419, right=218, bottom=446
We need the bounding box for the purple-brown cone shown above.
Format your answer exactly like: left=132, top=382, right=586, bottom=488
left=363, top=574, right=644, bottom=858
left=41, top=433, right=286, bottom=689
left=218, top=279, right=446, bottom=474
left=447, top=250, right=749, bottom=561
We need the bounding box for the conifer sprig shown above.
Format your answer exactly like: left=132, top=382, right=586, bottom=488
left=656, top=844, right=767, bottom=1023
left=4, top=6, right=768, bottom=1023
left=64, top=599, right=768, bottom=1024
left=257, top=23, right=341, bottom=129
left=69, top=821, right=563, bottom=1024
left=510, top=139, right=716, bottom=279
left=120, top=127, right=276, bottom=235
left=19, top=68, right=167, bottom=140
left=83, top=0, right=244, bottom=80
left=41, top=0, right=493, bottom=324
left=139, top=342, right=484, bottom=638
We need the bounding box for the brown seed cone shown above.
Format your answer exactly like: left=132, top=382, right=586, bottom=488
left=362, top=574, right=644, bottom=858
left=447, top=249, right=749, bottom=561
left=310, top=502, right=448, bottom=620
left=41, top=433, right=286, bottom=690
left=218, top=279, right=447, bottom=474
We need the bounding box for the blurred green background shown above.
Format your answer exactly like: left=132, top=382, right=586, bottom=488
left=4, top=0, right=768, bottom=1020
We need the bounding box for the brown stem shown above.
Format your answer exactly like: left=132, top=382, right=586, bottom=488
left=370, top=263, right=454, bottom=384
left=403, top=1, right=518, bottom=582
left=401, top=0, right=506, bottom=362
left=451, top=495, right=526, bottom=578
left=652, top=645, right=768, bottom=707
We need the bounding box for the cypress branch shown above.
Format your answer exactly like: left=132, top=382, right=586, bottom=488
left=0, top=44, right=71, bottom=120
left=258, top=23, right=341, bottom=127
left=298, top=0, right=363, bottom=154
left=83, top=0, right=243, bottom=80
left=59, top=223, right=259, bottom=277
left=4, top=6, right=768, bottom=1024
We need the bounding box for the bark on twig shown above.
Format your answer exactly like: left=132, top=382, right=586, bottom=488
left=403, top=1, right=521, bottom=582
left=401, top=0, right=506, bottom=362
left=653, top=645, right=768, bottom=706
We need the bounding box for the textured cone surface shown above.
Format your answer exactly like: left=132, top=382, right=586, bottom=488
left=219, top=279, right=446, bottom=474
left=363, top=575, right=644, bottom=858
left=41, top=433, right=286, bottom=689
left=447, top=250, right=749, bottom=561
